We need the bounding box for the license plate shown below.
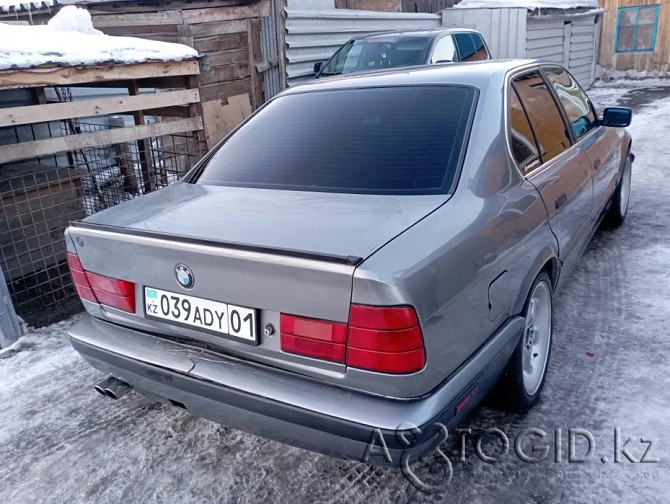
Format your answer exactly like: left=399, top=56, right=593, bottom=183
left=143, top=287, right=257, bottom=344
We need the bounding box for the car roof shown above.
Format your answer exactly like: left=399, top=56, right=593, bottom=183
left=283, top=59, right=538, bottom=96
left=349, top=28, right=482, bottom=42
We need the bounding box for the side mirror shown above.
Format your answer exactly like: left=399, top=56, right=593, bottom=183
left=313, top=61, right=324, bottom=75
left=602, top=107, right=632, bottom=127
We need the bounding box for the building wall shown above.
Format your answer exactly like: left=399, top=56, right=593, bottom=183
left=442, top=7, right=526, bottom=59
left=598, top=0, right=670, bottom=71
left=527, top=14, right=600, bottom=88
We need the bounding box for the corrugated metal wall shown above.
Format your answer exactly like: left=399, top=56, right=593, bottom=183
left=525, top=17, right=565, bottom=63
left=526, top=14, right=600, bottom=88
left=285, top=9, right=441, bottom=86
left=261, top=0, right=281, bottom=99
left=442, top=7, right=526, bottom=59
left=568, top=16, right=599, bottom=87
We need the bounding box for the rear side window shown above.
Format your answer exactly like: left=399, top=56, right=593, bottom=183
left=509, top=88, right=541, bottom=174
left=513, top=72, right=571, bottom=164
left=195, top=86, right=477, bottom=195
left=470, top=33, right=489, bottom=60
left=543, top=67, right=597, bottom=140
left=455, top=33, right=489, bottom=61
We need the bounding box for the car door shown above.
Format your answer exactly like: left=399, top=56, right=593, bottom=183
left=429, top=34, right=458, bottom=64
left=542, top=66, right=623, bottom=220
left=511, top=70, right=594, bottom=263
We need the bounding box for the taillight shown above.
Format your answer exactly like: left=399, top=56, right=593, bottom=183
left=67, top=253, right=97, bottom=303
left=347, top=305, right=425, bottom=374
left=280, top=304, right=426, bottom=374
left=280, top=314, right=347, bottom=363
left=67, top=252, right=136, bottom=313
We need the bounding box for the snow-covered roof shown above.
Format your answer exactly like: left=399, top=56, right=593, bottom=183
left=0, top=6, right=199, bottom=71
left=0, top=0, right=56, bottom=13
left=455, top=0, right=601, bottom=9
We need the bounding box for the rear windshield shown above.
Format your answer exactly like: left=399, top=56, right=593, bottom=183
left=320, top=37, right=431, bottom=76
left=195, top=86, right=476, bottom=195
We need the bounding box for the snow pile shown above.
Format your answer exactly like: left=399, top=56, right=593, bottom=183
left=455, top=0, right=601, bottom=9
left=47, top=4, right=101, bottom=35
left=0, top=6, right=199, bottom=71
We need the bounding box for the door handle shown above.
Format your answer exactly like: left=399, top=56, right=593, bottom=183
left=555, top=193, right=568, bottom=211
left=593, top=159, right=602, bottom=170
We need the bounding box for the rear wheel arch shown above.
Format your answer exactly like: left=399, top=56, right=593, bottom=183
left=541, top=257, right=559, bottom=291
left=513, top=249, right=559, bottom=316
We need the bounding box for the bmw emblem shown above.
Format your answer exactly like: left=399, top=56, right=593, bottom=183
left=175, top=264, right=194, bottom=289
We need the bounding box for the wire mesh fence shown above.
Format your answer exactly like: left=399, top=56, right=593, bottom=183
left=1, top=110, right=205, bottom=327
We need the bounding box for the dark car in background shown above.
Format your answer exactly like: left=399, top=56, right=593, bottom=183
left=313, top=29, right=490, bottom=77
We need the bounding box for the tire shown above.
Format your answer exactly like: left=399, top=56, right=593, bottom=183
left=496, top=271, right=553, bottom=412
left=604, top=154, right=632, bottom=227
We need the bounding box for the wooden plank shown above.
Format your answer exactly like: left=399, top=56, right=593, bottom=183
left=182, top=4, right=259, bottom=24
left=186, top=73, right=208, bottom=151
left=189, top=19, right=247, bottom=38
left=275, top=0, right=287, bottom=91
left=143, top=105, right=192, bottom=118
left=201, top=94, right=252, bottom=147
left=256, top=56, right=279, bottom=73
left=0, top=89, right=200, bottom=128
left=0, top=118, right=203, bottom=165
left=193, top=32, right=247, bottom=53
left=109, top=116, right=139, bottom=195
left=92, top=10, right=183, bottom=28
left=247, top=17, right=264, bottom=110
left=129, top=81, right=157, bottom=191
left=199, top=78, right=251, bottom=103
left=201, top=63, right=250, bottom=86
left=100, top=25, right=179, bottom=36
left=208, top=49, right=249, bottom=67
left=86, top=0, right=241, bottom=14
left=0, top=60, right=200, bottom=90
left=259, top=0, right=271, bottom=17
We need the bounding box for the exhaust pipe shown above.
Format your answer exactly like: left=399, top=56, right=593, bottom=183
left=94, top=377, right=132, bottom=400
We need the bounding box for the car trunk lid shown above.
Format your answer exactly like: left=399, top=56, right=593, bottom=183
left=66, top=182, right=447, bottom=373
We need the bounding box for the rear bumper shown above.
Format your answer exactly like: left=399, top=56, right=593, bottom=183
left=69, top=315, right=522, bottom=466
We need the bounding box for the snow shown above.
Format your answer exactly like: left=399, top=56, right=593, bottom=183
left=0, top=6, right=198, bottom=71
left=455, top=0, right=601, bottom=9
left=1, top=80, right=669, bottom=502
left=596, top=66, right=670, bottom=86
left=47, top=4, right=101, bottom=34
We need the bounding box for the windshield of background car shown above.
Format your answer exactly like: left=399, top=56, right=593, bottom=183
left=320, top=37, right=432, bottom=75
left=195, top=86, right=477, bottom=195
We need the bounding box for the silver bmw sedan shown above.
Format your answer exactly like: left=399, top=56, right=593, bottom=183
left=65, top=59, right=633, bottom=466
